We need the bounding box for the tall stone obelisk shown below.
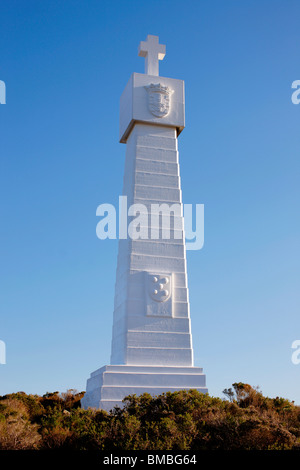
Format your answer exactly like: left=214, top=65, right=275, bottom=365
left=82, top=35, right=207, bottom=411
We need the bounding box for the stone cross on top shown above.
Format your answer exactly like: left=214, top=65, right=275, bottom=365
left=138, top=35, right=166, bottom=76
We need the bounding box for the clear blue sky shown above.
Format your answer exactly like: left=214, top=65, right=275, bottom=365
left=1, top=0, right=299, bottom=403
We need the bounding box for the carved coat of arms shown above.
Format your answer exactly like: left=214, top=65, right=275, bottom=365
left=148, top=274, right=171, bottom=302
left=145, top=273, right=173, bottom=317
left=145, top=83, right=173, bottom=118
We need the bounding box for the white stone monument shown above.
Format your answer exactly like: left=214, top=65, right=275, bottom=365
left=81, top=35, right=207, bottom=411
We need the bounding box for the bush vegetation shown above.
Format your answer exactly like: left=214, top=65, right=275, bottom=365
left=0, top=383, right=299, bottom=450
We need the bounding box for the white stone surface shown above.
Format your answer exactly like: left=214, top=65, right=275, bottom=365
left=119, top=74, right=185, bottom=143
left=138, top=35, right=166, bottom=76
left=81, top=365, right=207, bottom=412
left=82, top=36, right=207, bottom=411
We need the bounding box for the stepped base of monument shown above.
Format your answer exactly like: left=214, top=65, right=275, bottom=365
left=81, top=364, right=208, bottom=412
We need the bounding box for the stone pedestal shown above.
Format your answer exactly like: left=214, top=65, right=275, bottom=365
left=82, top=37, right=207, bottom=412
left=82, top=365, right=206, bottom=411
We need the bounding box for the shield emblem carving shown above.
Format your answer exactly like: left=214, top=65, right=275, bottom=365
left=148, top=274, right=171, bottom=303
left=145, top=83, right=174, bottom=118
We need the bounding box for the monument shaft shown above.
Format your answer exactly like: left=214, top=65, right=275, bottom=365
left=111, top=124, right=193, bottom=367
